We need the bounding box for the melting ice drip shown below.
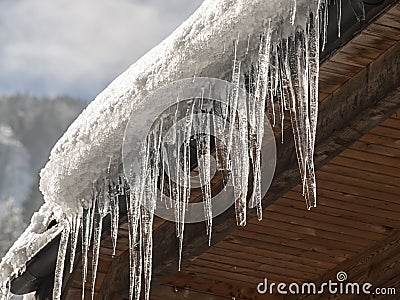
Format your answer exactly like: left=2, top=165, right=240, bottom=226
left=0, top=1, right=368, bottom=299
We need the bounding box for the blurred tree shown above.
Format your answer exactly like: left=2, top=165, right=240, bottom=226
left=0, top=198, right=26, bottom=258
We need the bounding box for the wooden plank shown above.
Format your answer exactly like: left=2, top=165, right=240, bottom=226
left=251, top=215, right=376, bottom=247
left=340, top=148, right=400, bottom=167
left=350, top=32, right=397, bottom=51
left=375, top=11, right=400, bottom=30
left=349, top=140, right=400, bottom=158
left=330, top=50, right=372, bottom=68
left=160, top=272, right=282, bottom=300
left=241, top=221, right=368, bottom=251
left=185, top=264, right=275, bottom=285
left=317, top=178, right=398, bottom=204
left=369, top=126, right=400, bottom=139
left=331, top=156, right=400, bottom=178
left=319, top=70, right=351, bottom=86
left=213, top=240, right=336, bottom=270
left=206, top=246, right=324, bottom=276
left=321, top=162, right=400, bottom=187
left=151, top=284, right=232, bottom=300
left=359, top=133, right=400, bottom=149
left=278, top=197, right=400, bottom=229
left=224, top=235, right=346, bottom=264
left=288, top=188, right=400, bottom=219
left=381, top=117, right=400, bottom=130
left=317, top=170, right=400, bottom=195
left=320, top=60, right=363, bottom=77
left=196, top=252, right=315, bottom=280
left=231, top=229, right=357, bottom=259
left=364, top=23, right=400, bottom=41
left=262, top=207, right=387, bottom=240
left=340, top=43, right=383, bottom=60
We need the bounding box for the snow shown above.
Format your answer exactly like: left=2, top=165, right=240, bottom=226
left=39, top=0, right=312, bottom=215
left=0, top=0, right=358, bottom=299
left=0, top=203, right=65, bottom=299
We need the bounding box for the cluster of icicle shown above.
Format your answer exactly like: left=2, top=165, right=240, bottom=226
left=0, top=1, right=370, bottom=300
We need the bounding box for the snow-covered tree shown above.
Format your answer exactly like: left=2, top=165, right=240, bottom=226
left=0, top=198, right=26, bottom=258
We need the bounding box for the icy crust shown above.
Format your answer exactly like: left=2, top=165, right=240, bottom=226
left=39, top=0, right=310, bottom=215
left=0, top=203, right=65, bottom=298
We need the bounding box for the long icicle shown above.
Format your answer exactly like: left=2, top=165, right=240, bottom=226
left=91, top=185, right=106, bottom=300
left=53, top=220, right=71, bottom=300
left=69, top=214, right=81, bottom=273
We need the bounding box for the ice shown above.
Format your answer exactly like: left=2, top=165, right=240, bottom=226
left=349, top=0, right=365, bottom=21
left=290, top=0, right=297, bottom=25
left=337, top=0, right=342, bottom=38
left=81, top=206, right=91, bottom=299
left=53, top=220, right=70, bottom=300
left=126, top=182, right=142, bottom=300
left=91, top=182, right=107, bottom=300
left=0, top=0, right=353, bottom=299
left=0, top=203, right=64, bottom=300
left=195, top=102, right=213, bottom=243
left=248, top=21, right=272, bottom=218
left=321, top=0, right=329, bottom=51
left=110, top=180, right=120, bottom=257
left=69, top=214, right=81, bottom=273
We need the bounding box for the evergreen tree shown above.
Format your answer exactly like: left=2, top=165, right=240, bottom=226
left=0, top=198, right=26, bottom=258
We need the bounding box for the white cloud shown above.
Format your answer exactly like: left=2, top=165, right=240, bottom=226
left=0, top=0, right=202, bottom=99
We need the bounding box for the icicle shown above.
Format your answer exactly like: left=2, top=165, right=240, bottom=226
left=248, top=20, right=272, bottom=220
left=348, top=0, right=365, bottom=21
left=69, top=214, right=81, bottom=273
left=88, top=189, right=96, bottom=248
left=245, top=34, right=251, bottom=56
left=213, top=101, right=228, bottom=172
left=285, top=24, right=317, bottom=209
left=141, top=204, right=154, bottom=300
left=174, top=127, right=185, bottom=270
left=308, top=9, right=320, bottom=156
left=232, top=82, right=249, bottom=226
left=175, top=100, right=196, bottom=270
left=110, top=181, right=119, bottom=257
left=126, top=182, right=142, bottom=300
left=290, top=0, right=297, bottom=25
left=225, top=38, right=241, bottom=162
left=81, top=206, right=91, bottom=299
left=337, top=0, right=342, bottom=38
left=53, top=220, right=71, bottom=300
left=321, top=0, right=329, bottom=52
left=195, top=100, right=213, bottom=244
left=91, top=187, right=106, bottom=300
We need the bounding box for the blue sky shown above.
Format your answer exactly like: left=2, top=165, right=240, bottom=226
left=0, top=0, right=202, bottom=100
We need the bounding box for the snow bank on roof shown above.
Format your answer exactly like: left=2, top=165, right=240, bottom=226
left=39, top=0, right=308, bottom=214
left=0, top=203, right=64, bottom=293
